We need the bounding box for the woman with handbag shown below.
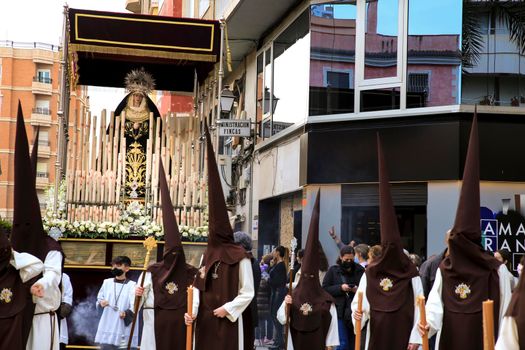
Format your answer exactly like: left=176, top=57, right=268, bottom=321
left=322, top=246, right=365, bottom=350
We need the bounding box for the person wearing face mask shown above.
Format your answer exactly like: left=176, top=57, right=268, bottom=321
left=95, top=256, right=137, bottom=350
left=322, top=246, right=365, bottom=349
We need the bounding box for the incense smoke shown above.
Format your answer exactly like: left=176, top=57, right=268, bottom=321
left=70, top=287, right=100, bottom=345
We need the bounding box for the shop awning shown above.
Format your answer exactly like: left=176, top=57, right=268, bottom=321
left=68, top=8, right=220, bottom=91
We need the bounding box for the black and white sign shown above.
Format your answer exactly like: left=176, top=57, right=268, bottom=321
left=217, top=120, right=251, bottom=137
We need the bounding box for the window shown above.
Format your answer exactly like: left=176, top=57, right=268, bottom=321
left=408, top=73, right=429, bottom=94
left=461, top=1, right=525, bottom=107
left=307, top=0, right=462, bottom=117
left=34, top=99, right=51, bottom=115
left=407, top=0, right=461, bottom=108
left=325, top=69, right=353, bottom=89
left=36, top=70, right=51, bottom=84
left=363, top=0, right=400, bottom=80
left=36, top=162, right=48, bottom=178
left=39, top=130, right=49, bottom=147
left=406, top=72, right=430, bottom=108
left=310, top=2, right=357, bottom=116
left=257, top=9, right=310, bottom=139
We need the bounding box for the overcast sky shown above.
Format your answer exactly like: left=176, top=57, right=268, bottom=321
left=0, top=0, right=130, bottom=116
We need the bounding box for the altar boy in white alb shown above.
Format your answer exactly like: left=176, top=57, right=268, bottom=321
left=95, top=256, right=138, bottom=350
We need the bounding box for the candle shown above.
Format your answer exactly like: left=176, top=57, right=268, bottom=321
left=483, top=300, right=495, bottom=350
left=355, top=291, right=363, bottom=350
left=417, top=295, right=429, bottom=350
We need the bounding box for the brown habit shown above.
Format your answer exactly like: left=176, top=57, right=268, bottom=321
left=193, top=124, right=249, bottom=350
left=0, top=231, right=31, bottom=350
left=438, top=113, right=501, bottom=350
left=290, top=191, right=334, bottom=350
left=147, top=161, right=197, bottom=350
left=364, top=135, right=419, bottom=350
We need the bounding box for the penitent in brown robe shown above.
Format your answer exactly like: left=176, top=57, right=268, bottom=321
left=289, top=192, right=334, bottom=350
left=193, top=123, right=253, bottom=350
left=438, top=113, right=501, bottom=350
left=147, top=160, right=198, bottom=350
left=364, top=135, right=420, bottom=350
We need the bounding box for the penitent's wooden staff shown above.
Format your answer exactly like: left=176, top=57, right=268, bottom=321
left=284, top=237, right=298, bottom=350
left=417, top=295, right=429, bottom=350
left=127, top=236, right=158, bottom=350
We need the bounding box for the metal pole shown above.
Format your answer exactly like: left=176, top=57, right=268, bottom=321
left=216, top=18, right=225, bottom=156
left=54, top=5, right=69, bottom=215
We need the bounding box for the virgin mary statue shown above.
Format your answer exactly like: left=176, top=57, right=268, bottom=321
left=114, top=68, right=160, bottom=200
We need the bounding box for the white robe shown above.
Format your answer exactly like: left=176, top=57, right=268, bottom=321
left=94, top=277, right=138, bottom=347
left=495, top=316, right=519, bottom=350
left=351, top=274, right=424, bottom=349
left=59, top=273, right=73, bottom=345
left=426, top=265, right=512, bottom=346
left=192, top=257, right=254, bottom=350
left=26, top=250, right=62, bottom=350
left=10, top=250, right=44, bottom=283
left=276, top=301, right=339, bottom=349
left=135, top=272, right=155, bottom=350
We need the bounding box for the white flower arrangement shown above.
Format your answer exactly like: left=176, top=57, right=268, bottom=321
left=41, top=183, right=208, bottom=241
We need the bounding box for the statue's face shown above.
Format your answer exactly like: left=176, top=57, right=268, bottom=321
left=132, top=93, right=144, bottom=107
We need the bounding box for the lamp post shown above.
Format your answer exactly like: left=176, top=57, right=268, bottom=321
left=220, top=88, right=236, bottom=115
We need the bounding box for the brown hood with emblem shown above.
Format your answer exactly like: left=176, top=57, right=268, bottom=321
left=148, top=160, right=196, bottom=309
left=440, top=113, right=501, bottom=313
left=291, top=191, right=334, bottom=330
left=365, top=134, right=419, bottom=312
left=193, top=123, right=246, bottom=291
left=437, top=112, right=501, bottom=350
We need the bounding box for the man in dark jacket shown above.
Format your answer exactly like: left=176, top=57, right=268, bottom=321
left=322, top=245, right=365, bottom=350
left=419, top=230, right=450, bottom=298
left=234, top=231, right=262, bottom=348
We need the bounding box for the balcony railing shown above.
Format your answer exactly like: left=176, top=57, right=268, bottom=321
left=0, top=40, right=60, bottom=51
left=32, top=107, right=51, bottom=115
left=37, top=140, right=50, bottom=147
left=36, top=172, right=49, bottom=178
left=33, top=77, right=52, bottom=84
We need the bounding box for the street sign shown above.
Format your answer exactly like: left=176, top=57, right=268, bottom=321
left=217, top=119, right=251, bottom=137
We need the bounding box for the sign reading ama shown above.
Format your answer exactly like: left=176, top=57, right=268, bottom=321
left=481, top=208, right=525, bottom=272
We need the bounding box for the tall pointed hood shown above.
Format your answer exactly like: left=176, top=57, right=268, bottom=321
left=159, top=160, right=183, bottom=256
left=451, top=112, right=480, bottom=241
left=193, top=123, right=246, bottom=290
left=10, top=101, right=46, bottom=260
left=204, top=123, right=237, bottom=246
left=292, top=190, right=333, bottom=301
left=365, top=134, right=418, bottom=312
left=148, top=160, right=195, bottom=309
left=440, top=111, right=501, bottom=317
left=30, top=126, right=40, bottom=183
left=290, top=191, right=333, bottom=335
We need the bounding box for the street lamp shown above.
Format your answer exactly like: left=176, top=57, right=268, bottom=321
left=258, top=87, right=279, bottom=115
left=220, top=89, right=236, bottom=114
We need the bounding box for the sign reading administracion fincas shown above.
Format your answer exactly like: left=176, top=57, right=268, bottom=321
left=217, top=119, right=251, bottom=137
